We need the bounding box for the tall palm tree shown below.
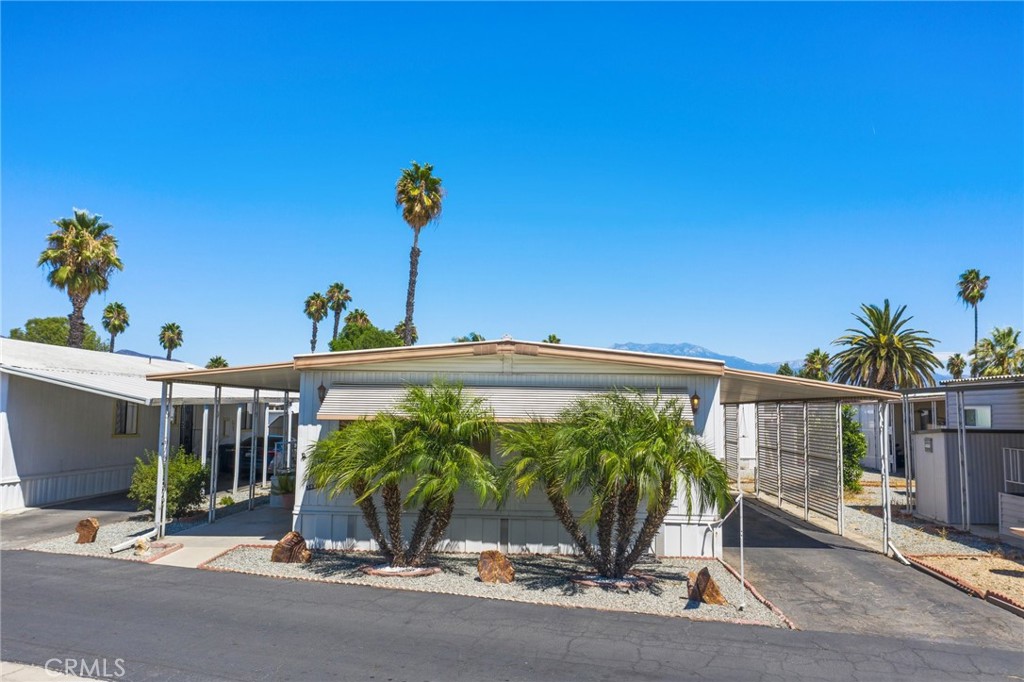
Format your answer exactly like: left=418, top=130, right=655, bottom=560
left=956, top=269, right=990, bottom=347
left=37, top=209, right=123, bottom=348
left=304, top=293, right=328, bottom=352
left=206, top=356, right=229, bottom=369
left=345, top=308, right=370, bottom=328
left=306, top=381, right=496, bottom=567
left=946, top=353, right=967, bottom=380
left=394, top=321, right=418, bottom=345
left=158, top=322, right=183, bottom=360
left=831, top=300, right=941, bottom=391
left=326, top=282, right=352, bottom=341
left=799, top=348, right=831, bottom=381
left=970, top=327, right=1024, bottom=377
left=543, top=334, right=562, bottom=344
left=101, top=302, right=129, bottom=353
left=395, top=162, right=445, bottom=346
left=500, top=392, right=729, bottom=579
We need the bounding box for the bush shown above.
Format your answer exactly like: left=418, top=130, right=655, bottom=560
left=219, top=495, right=235, bottom=507
left=128, top=447, right=209, bottom=519
left=841, top=406, right=866, bottom=493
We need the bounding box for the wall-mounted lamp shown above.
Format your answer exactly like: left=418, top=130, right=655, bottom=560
left=317, top=382, right=328, bottom=405
left=690, top=392, right=701, bottom=416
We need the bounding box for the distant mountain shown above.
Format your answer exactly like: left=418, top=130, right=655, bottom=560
left=612, top=342, right=794, bottom=373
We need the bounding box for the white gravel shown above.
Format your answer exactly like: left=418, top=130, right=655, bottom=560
left=25, top=519, right=161, bottom=560
left=204, top=547, right=789, bottom=627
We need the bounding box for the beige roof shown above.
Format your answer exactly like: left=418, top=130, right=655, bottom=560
left=146, top=339, right=899, bottom=404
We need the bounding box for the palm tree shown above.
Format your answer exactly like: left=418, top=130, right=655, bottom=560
left=37, top=209, right=124, bottom=348
left=799, top=348, right=831, bottom=381
left=956, top=269, right=990, bottom=347
left=946, top=353, right=967, bottom=380
left=306, top=381, right=496, bottom=567
left=101, top=302, right=129, bottom=353
left=206, top=356, right=229, bottom=369
left=326, top=282, right=352, bottom=341
left=304, top=293, right=328, bottom=352
left=831, top=300, right=941, bottom=391
left=543, top=334, right=561, bottom=344
left=970, top=327, right=1024, bottom=377
left=394, top=321, right=418, bottom=345
left=158, top=322, right=183, bottom=360
left=395, top=162, right=445, bottom=346
left=453, top=332, right=485, bottom=343
left=345, top=308, right=370, bottom=328
left=500, top=392, right=729, bottom=579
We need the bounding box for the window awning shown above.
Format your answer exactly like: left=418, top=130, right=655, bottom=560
left=317, top=385, right=694, bottom=422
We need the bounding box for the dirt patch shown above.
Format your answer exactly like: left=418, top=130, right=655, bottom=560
left=910, top=554, right=1024, bottom=607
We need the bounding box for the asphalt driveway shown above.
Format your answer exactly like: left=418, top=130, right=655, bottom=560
left=722, top=498, right=1023, bottom=650
left=0, top=493, right=139, bottom=550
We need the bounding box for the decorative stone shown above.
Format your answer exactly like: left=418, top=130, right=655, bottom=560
left=75, top=518, right=100, bottom=544
left=359, top=564, right=441, bottom=577
left=134, top=538, right=151, bottom=556
left=477, top=550, right=515, bottom=584
left=570, top=573, right=656, bottom=590
left=687, top=567, right=728, bottom=605
left=271, top=531, right=312, bottom=564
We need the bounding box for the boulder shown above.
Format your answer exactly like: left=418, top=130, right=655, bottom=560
left=687, top=567, right=728, bottom=605
left=75, top=518, right=100, bottom=544
left=134, top=538, right=151, bottom=556
left=477, top=550, right=515, bottom=584
left=271, top=531, right=312, bottom=564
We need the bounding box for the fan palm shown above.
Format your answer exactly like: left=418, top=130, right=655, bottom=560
left=395, top=162, right=445, bottom=346
left=956, top=269, right=990, bottom=347
left=970, top=327, right=1024, bottom=377
left=37, top=209, right=123, bottom=348
left=831, top=300, right=941, bottom=391
left=326, top=282, right=352, bottom=341
left=500, top=392, right=729, bottom=579
left=158, top=322, right=183, bottom=360
left=206, top=356, right=229, bottom=369
left=304, top=293, right=328, bottom=352
left=306, top=381, right=496, bottom=567
left=101, top=302, right=129, bottom=353
left=394, top=321, right=418, bottom=344
left=345, top=308, right=370, bottom=328
left=799, top=348, right=831, bottom=381
left=946, top=353, right=967, bottom=380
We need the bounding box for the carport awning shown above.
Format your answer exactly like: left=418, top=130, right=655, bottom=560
left=317, top=385, right=694, bottom=422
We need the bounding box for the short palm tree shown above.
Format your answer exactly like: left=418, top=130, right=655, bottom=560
left=543, top=334, right=561, bottom=344
left=304, top=293, right=328, bottom=352
left=101, top=302, right=129, bottom=353
left=831, top=300, right=941, bottom=391
left=37, top=209, right=124, bottom=348
left=500, top=392, right=729, bottom=579
left=306, top=381, right=496, bottom=567
left=158, top=322, right=183, bottom=360
left=206, top=355, right=229, bottom=369
left=946, top=353, right=967, bottom=380
left=956, top=269, right=990, bottom=347
left=396, top=162, right=445, bottom=346
left=799, top=348, right=831, bottom=381
left=394, top=321, right=418, bottom=344
left=345, top=308, right=370, bottom=328
left=970, top=327, right=1024, bottom=377
left=453, top=332, right=485, bottom=343
left=326, top=282, right=352, bottom=341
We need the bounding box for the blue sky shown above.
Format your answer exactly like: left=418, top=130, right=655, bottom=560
left=3, top=2, right=1021, bottom=367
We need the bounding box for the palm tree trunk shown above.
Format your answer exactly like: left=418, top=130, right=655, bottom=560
left=596, top=491, right=618, bottom=574
left=402, top=229, right=421, bottom=346
left=166, top=347, right=172, bottom=360
left=109, top=333, right=116, bottom=353
left=545, top=485, right=603, bottom=573
left=406, top=505, right=435, bottom=559
left=413, top=497, right=454, bottom=566
left=310, top=321, right=318, bottom=353
left=621, top=475, right=674, bottom=575
left=974, top=305, right=979, bottom=348
left=352, top=479, right=393, bottom=564
left=67, top=294, right=87, bottom=348
left=613, top=484, right=639, bottom=577
left=333, top=311, right=341, bottom=341
left=381, top=482, right=406, bottom=565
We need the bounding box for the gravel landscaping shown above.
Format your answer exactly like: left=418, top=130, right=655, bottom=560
left=202, top=546, right=790, bottom=627
left=25, top=518, right=179, bottom=561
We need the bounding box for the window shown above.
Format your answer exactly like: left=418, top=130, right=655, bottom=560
left=113, top=400, right=139, bottom=436
left=963, top=405, right=992, bottom=429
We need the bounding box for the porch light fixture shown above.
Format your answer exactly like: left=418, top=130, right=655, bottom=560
left=317, top=382, right=328, bottom=405
left=690, top=392, right=700, bottom=416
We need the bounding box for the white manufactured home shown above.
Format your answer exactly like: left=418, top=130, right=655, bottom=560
left=149, top=339, right=894, bottom=557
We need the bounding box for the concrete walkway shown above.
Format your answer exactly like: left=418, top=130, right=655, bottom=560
left=722, top=498, right=1023, bottom=650
left=152, top=505, right=292, bottom=568
left=1, top=661, right=89, bottom=681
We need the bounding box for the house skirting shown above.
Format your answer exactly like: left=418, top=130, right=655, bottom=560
left=0, top=464, right=133, bottom=513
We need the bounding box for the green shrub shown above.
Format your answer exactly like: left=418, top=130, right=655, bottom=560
left=128, top=447, right=209, bottom=519
left=219, top=495, right=235, bottom=507
left=841, top=406, right=866, bottom=493
left=271, top=473, right=295, bottom=495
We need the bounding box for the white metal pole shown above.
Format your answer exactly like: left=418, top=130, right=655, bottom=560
left=957, top=390, right=970, bottom=531
left=285, top=391, right=293, bottom=469
left=249, top=389, right=260, bottom=510
left=776, top=402, right=782, bottom=507
left=879, top=401, right=891, bottom=554
left=262, top=402, right=270, bottom=486
left=200, top=405, right=210, bottom=468
left=836, top=402, right=845, bottom=536
left=802, top=402, right=809, bottom=522
left=738, top=490, right=746, bottom=611
left=208, top=387, right=221, bottom=523
left=155, top=383, right=168, bottom=539
left=233, top=404, right=243, bottom=494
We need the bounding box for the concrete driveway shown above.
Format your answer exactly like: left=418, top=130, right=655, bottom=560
left=722, top=498, right=1023, bottom=650
left=0, top=493, right=140, bottom=550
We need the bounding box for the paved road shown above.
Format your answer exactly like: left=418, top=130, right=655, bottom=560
left=2, top=551, right=1020, bottom=682
left=0, top=494, right=139, bottom=550
left=722, top=499, right=1024, bottom=650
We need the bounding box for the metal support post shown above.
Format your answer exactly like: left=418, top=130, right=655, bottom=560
left=233, top=404, right=243, bottom=494
left=802, top=402, right=809, bottom=522
left=879, top=401, right=892, bottom=554
left=200, top=405, right=210, bottom=468
left=956, top=390, right=970, bottom=531
left=249, top=389, right=260, bottom=510
left=262, top=402, right=271, bottom=486
left=208, top=387, right=221, bottom=524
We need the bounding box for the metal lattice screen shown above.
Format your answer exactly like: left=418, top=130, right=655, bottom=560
left=724, top=404, right=739, bottom=483
left=757, top=402, right=779, bottom=497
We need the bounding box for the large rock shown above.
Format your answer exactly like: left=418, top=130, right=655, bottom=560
left=687, top=567, right=728, bottom=605
left=477, top=550, right=515, bottom=584
left=271, top=531, right=312, bottom=564
left=75, top=518, right=100, bottom=544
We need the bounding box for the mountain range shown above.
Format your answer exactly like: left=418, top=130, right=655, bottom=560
left=611, top=342, right=796, bottom=373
